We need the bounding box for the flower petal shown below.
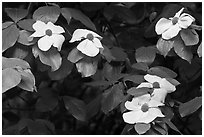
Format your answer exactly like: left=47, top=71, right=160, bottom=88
left=93, top=38, right=103, bottom=48
left=77, top=39, right=99, bottom=57
left=51, top=34, right=65, bottom=51
left=148, top=98, right=164, bottom=107
left=155, top=18, right=172, bottom=35
left=178, top=13, right=195, bottom=29
left=125, top=100, right=140, bottom=111
left=38, top=36, right=53, bottom=51
left=70, top=29, right=91, bottom=43
left=151, top=88, right=168, bottom=103
left=137, top=94, right=151, bottom=105
left=149, top=108, right=165, bottom=117
left=122, top=110, right=144, bottom=124
left=30, top=21, right=47, bottom=37
left=46, top=22, right=65, bottom=34
left=160, top=79, right=176, bottom=93
left=137, top=82, right=153, bottom=89
left=174, top=8, right=185, bottom=18
left=162, top=24, right=181, bottom=40
left=144, top=74, right=163, bottom=84
left=136, top=111, right=156, bottom=124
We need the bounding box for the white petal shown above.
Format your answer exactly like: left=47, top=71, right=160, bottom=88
left=70, top=29, right=91, bottom=43
left=77, top=39, right=99, bottom=57
left=136, top=82, right=153, bottom=88
left=178, top=13, right=195, bottom=29
left=162, top=24, right=181, bottom=40
left=151, top=88, right=168, bottom=103
left=46, top=22, right=65, bottom=34
left=160, top=79, right=176, bottom=93
left=30, top=31, right=45, bottom=37
left=137, top=94, right=151, bottom=105
left=148, top=98, right=164, bottom=107
left=122, top=110, right=144, bottom=124
left=155, top=18, right=172, bottom=35
left=144, top=74, right=163, bottom=84
left=38, top=36, right=53, bottom=51
left=125, top=100, right=140, bottom=111
left=32, top=20, right=46, bottom=34
left=174, top=7, right=185, bottom=18
left=93, top=38, right=103, bottom=48
left=136, top=111, right=156, bottom=124
left=149, top=108, right=165, bottom=117
left=51, top=34, right=65, bottom=51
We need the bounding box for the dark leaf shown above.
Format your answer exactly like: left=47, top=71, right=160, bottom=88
left=2, top=21, right=14, bottom=29
left=121, top=124, right=133, bottom=135
left=48, top=58, right=73, bottom=80
left=61, top=8, right=96, bottom=31
left=132, top=62, right=149, bottom=71
left=180, top=29, right=199, bottom=46
left=165, top=78, right=180, bottom=86
left=17, top=19, right=35, bottom=31
left=2, top=57, right=30, bottom=70
left=127, top=87, right=150, bottom=97
left=173, top=36, right=193, bottom=63
left=153, top=123, right=167, bottom=135
left=123, top=75, right=145, bottom=84
left=18, top=30, right=36, bottom=46
left=63, top=96, right=87, bottom=121
left=110, top=47, right=127, bottom=61
left=2, top=24, right=19, bottom=52
left=179, top=97, right=202, bottom=117
left=197, top=42, right=202, bottom=57
left=5, top=8, right=28, bottom=22
left=81, top=2, right=106, bottom=12
left=134, top=123, right=151, bottom=134
left=32, top=46, right=62, bottom=71
left=67, top=48, right=84, bottom=63
left=2, top=68, right=21, bottom=93
left=100, top=45, right=116, bottom=62
left=190, top=24, right=202, bottom=30
left=101, top=83, right=125, bottom=114
left=148, top=66, right=177, bottom=78
left=135, top=46, right=156, bottom=65
left=156, top=38, right=174, bottom=57
left=85, top=80, right=110, bottom=87
left=33, top=6, right=61, bottom=23
left=163, top=118, right=182, bottom=134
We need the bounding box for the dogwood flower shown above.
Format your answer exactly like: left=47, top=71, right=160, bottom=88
left=30, top=20, right=65, bottom=51
left=155, top=7, right=195, bottom=40
left=136, top=74, right=176, bottom=103
left=69, top=29, right=103, bottom=57
left=123, top=94, right=164, bottom=124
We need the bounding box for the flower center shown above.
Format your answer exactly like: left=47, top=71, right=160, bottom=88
left=86, top=33, right=94, bottom=41
left=172, top=17, right=179, bottom=25
left=153, top=82, right=160, bottom=88
left=141, top=103, right=149, bottom=112
left=45, top=29, right=52, bottom=36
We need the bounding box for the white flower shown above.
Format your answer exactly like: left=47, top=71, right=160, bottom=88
left=155, top=8, right=195, bottom=40
left=137, top=74, right=176, bottom=103
left=69, top=29, right=103, bottom=57
left=30, top=20, right=65, bottom=51
left=123, top=94, right=164, bottom=124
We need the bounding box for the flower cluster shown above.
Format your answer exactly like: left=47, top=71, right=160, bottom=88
left=123, top=74, right=178, bottom=125
left=155, top=7, right=195, bottom=40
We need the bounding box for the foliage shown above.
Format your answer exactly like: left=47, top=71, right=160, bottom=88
left=2, top=2, right=202, bottom=135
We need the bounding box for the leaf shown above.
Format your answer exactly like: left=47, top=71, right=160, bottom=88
left=2, top=21, right=14, bottom=29
left=127, top=87, right=151, bottom=97
left=173, top=36, right=193, bottom=63
left=2, top=68, right=21, bottom=93
left=197, top=42, right=202, bottom=57
left=81, top=2, right=106, bottom=12
left=63, top=96, right=87, bottom=121
left=100, top=45, right=116, bottom=62
left=180, top=29, right=199, bottom=46
left=132, top=62, right=149, bottom=71
left=101, top=83, right=125, bottom=114
left=163, top=118, right=182, bottom=134
left=61, top=8, right=96, bottom=31
left=33, top=46, right=62, bottom=71
left=190, top=24, right=202, bottom=30
left=135, top=46, right=156, bottom=65
left=148, top=66, right=177, bottom=78
left=110, top=47, right=127, bottom=61
left=123, top=75, right=145, bottom=84
left=17, top=30, right=35, bottom=46
left=85, top=80, right=110, bottom=87
left=156, top=38, right=174, bottom=57
left=76, top=59, right=98, bottom=77
left=134, top=123, right=151, bottom=134
left=179, top=97, right=202, bottom=117
left=121, top=124, right=133, bottom=135
left=153, top=123, right=167, bottom=135
left=5, top=8, right=28, bottom=22
left=2, top=24, right=19, bottom=52
left=103, top=5, right=137, bottom=24
left=33, top=6, right=61, bottom=23
left=48, top=58, right=73, bottom=80
left=17, top=69, right=36, bottom=92
left=2, top=57, right=30, bottom=70
left=67, top=48, right=84, bottom=63
left=17, top=19, right=35, bottom=31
